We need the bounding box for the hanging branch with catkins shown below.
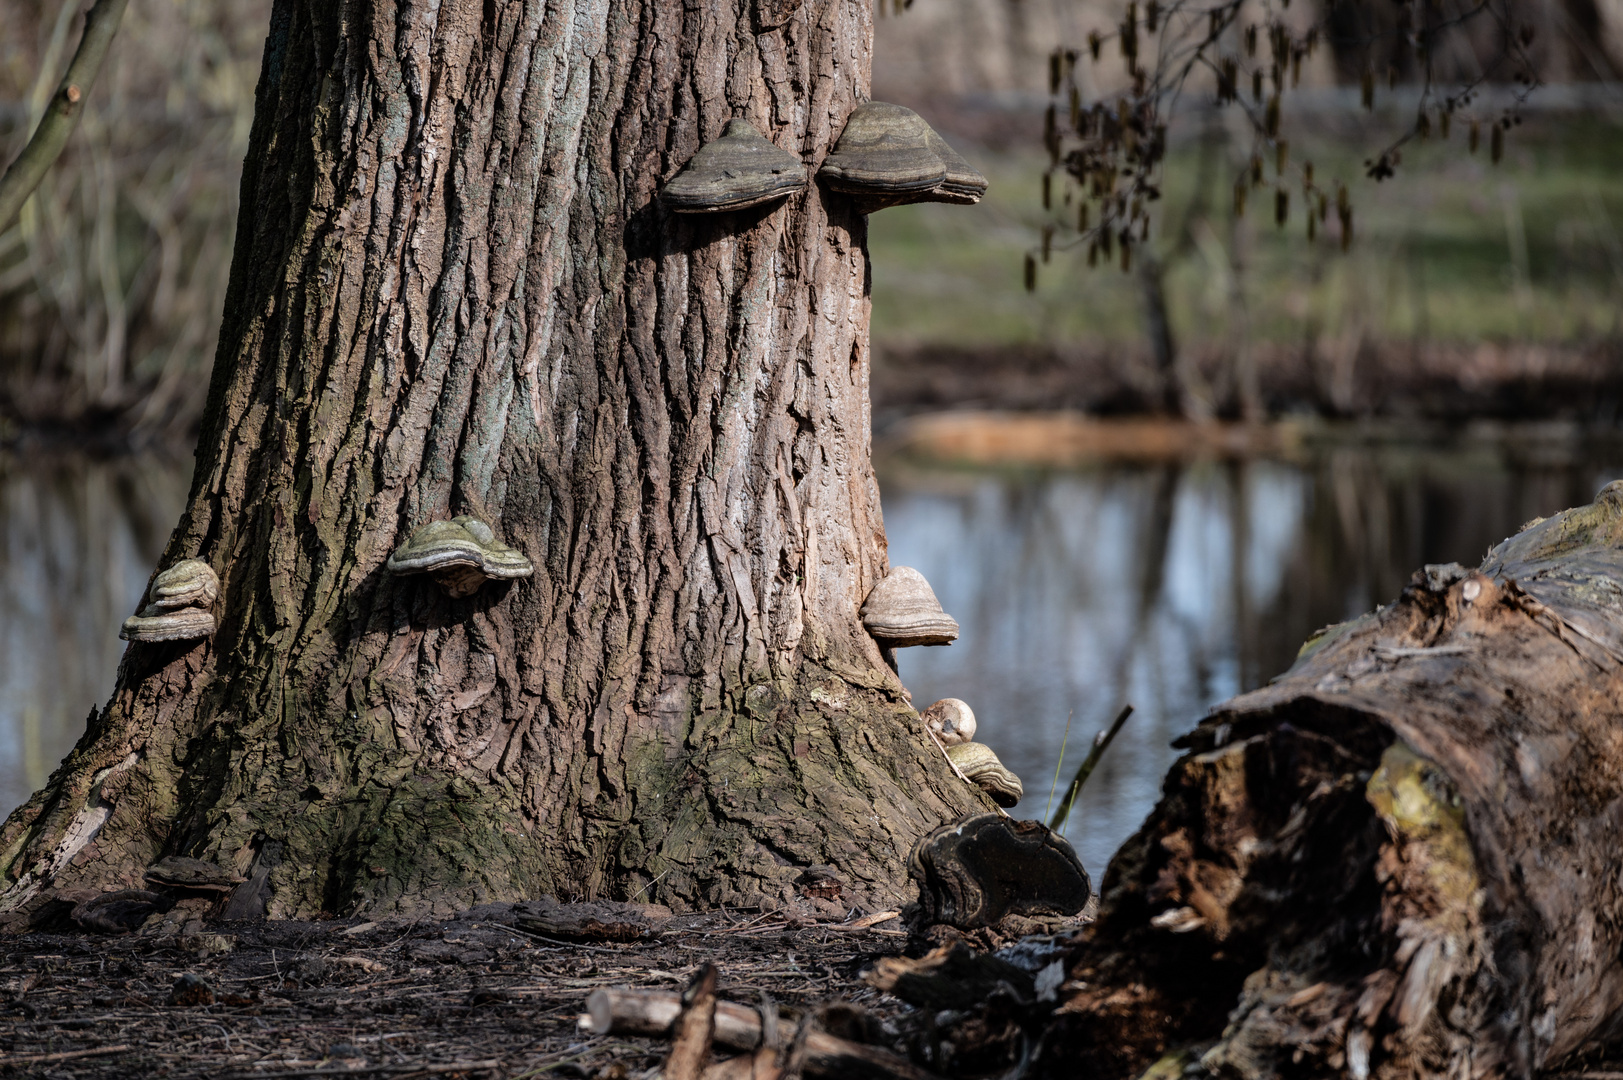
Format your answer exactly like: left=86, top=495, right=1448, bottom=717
left=1022, top=0, right=1545, bottom=288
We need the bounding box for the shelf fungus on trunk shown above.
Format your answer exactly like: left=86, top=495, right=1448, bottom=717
left=818, top=101, right=987, bottom=210
left=661, top=118, right=807, bottom=213
left=860, top=565, right=959, bottom=647
left=904, top=813, right=1091, bottom=934
left=946, top=742, right=1024, bottom=807
left=386, top=515, right=534, bottom=598
left=119, top=559, right=219, bottom=643
left=920, top=698, right=977, bottom=745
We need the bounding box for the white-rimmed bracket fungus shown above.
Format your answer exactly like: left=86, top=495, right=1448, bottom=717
left=120, top=559, right=219, bottom=643
left=921, top=698, right=977, bottom=745
left=662, top=119, right=807, bottom=213
left=946, top=742, right=1024, bottom=808
left=387, top=515, right=534, bottom=598
left=818, top=102, right=987, bottom=209
left=860, top=565, right=959, bottom=647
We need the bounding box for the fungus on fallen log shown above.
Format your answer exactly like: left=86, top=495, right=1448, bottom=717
left=1034, top=482, right=1623, bottom=1079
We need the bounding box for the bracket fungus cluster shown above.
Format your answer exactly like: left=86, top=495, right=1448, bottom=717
left=661, top=119, right=807, bottom=214
left=119, top=558, right=219, bottom=643
left=920, top=699, right=1022, bottom=807
left=387, top=515, right=533, bottom=598
left=819, top=102, right=988, bottom=209
left=861, top=566, right=959, bottom=647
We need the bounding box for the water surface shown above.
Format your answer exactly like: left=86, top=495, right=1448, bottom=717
left=0, top=454, right=190, bottom=816
left=880, top=432, right=1623, bottom=879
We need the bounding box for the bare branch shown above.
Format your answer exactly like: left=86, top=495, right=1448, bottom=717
left=0, top=0, right=131, bottom=231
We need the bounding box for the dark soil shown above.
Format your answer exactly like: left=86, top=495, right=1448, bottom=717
left=0, top=907, right=917, bottom=1079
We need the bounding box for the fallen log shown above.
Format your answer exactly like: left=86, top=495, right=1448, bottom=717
left=581, top=988, right=943, bottom=1080
left=1037, top=484, right=1623, bottom=1079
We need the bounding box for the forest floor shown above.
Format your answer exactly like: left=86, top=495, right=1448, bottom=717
left=0, top=906, right=926, bottom=1080
left=8, top=906, right=1623, bottom=1080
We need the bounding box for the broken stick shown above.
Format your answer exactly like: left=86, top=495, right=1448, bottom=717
left=665, top=965, right=720, bottom=1080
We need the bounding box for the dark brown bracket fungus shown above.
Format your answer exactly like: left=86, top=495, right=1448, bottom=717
left=904, top=813, right=1091, bottom=932
left=860, top=565, right=959, bottom=646
left=119, top=558, right=219, bottom=643
left=661, top=118, right=807, bottom=213
left=923, top=128, right=989, bottom=205
left=386, top=515, right=534, bottom=598
left=946, top=741, right=1024, bottom=807
left=818, top=101, right=987, bottom=209
left=920, top=697, right=977, bottom=745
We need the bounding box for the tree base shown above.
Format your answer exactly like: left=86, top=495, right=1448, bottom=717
left=1, top=656, right=989, bottom=928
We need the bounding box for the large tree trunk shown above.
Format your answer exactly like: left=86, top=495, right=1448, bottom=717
left=1037, top=484, right=1623, bottom=1078
left=0, top=0, right=986, bottom=924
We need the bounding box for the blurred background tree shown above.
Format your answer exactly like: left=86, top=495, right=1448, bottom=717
left=867, top=0, right=1623, bottom=422
left=0, top=0, right=262, bottom=439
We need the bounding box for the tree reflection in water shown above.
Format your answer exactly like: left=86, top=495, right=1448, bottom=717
left=881, top=443, right=1622, bottom=879
left=0, top=455, right=190, bottom=817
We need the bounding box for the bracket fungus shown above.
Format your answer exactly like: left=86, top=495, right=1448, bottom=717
left=946, top=742, right=1024, bottom=807
left=905, top=813, right=1091, bottom=931
left=818, top=101, right=987, bottom=209
left=387, top=515, right=534, bottom=598
left=860, top=565, right=959, bottom=647
left=120, top=559, right=219, bottom=643
left=920, top=698, right=977, bottom=745
left=662, top=119, right=807, bottom=213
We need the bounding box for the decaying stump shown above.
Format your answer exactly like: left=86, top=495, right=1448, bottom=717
left=1039, top=484, right=1623, bottom=1079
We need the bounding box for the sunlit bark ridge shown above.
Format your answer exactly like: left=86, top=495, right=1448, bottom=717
left=0, top=0, right=987, bottom=924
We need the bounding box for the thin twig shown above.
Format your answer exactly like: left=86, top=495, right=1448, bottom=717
left=0, top=1044, right=132, bottom=1066
left=1045, top=709, right=1075, bottom=822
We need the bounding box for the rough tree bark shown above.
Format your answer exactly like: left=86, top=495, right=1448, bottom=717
left=1036, top=483, right=1623, bottom=1078
left=0, top=0, right=986, bottom=925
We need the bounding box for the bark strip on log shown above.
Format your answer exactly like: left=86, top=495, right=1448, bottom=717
left=666, top=965, right=720, bottom=1080
left=1038, top=483, right=1623, bottom=1079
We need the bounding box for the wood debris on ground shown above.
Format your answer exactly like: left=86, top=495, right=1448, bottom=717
left=0, top=902, right=920, bottom=1079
